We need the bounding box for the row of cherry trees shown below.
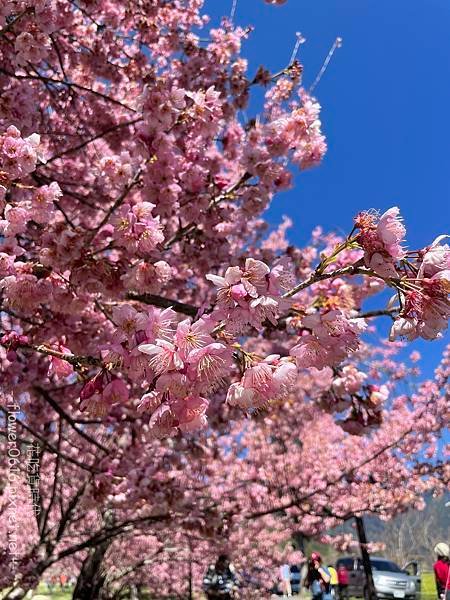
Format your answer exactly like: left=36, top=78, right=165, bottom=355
left=1, top=342, right=448, bottom=597
left=0, top=0, right=449, bottom=597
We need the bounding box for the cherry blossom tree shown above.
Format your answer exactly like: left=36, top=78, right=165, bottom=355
left=1, top=343, right=447, bottom=598
left=0, top=0, right=449, bottom=597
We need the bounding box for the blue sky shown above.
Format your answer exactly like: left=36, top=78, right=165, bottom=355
left=205, top=0, right=449, bottom=378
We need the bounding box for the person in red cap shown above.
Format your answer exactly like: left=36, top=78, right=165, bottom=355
left=305, top=552, right=332, bottom=600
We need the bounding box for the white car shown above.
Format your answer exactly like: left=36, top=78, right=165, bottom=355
left=336, top=557, right=420, bottom=600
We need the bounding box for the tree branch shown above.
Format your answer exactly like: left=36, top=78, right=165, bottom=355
left=14, top=341, right=103, bottom=369
left=284, top=264, right=383, bottom=298
left=0, top=68, right=138, bottom=113
left=34, top=386, right=109, bottom=454
left=0, top=406, right=102, bottom=474
left=127, top=292, right=199, bottom=317
left=44, top=118, right=142, bottom=165
left=89, top=167, right=143, bottom=239
left=53, top=513, right=172, bottom=562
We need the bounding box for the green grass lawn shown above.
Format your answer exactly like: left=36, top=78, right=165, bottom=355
left=421, top=572, right=437, bottom=599
left=31, top=583, right=73, bottom=599
left=0, top=585, right=73, bottom=599
left=33, top=592, right=71, bottom=600
left=2, top=572, right=438, bottom=599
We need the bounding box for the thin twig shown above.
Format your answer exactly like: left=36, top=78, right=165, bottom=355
left=230, top=0, right=238, bottom=21
left=44, top=118, right=142, bottom=165
left=89, top=167, right=143, bottom=239
left=6, top=340, right=103, bottom=369
left=35, top=386, right=110, bottom=454
left=309, top=37, right=343, bottom=93
left=0, top=8, right=32, bottom=39
left=357, top=308, right=397, bottom=320
left=0, top=68, right=137, bottom=113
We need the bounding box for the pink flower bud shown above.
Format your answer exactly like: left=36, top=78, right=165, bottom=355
left=231, top=283, right=247, bottom=301
left=6, top=350, right=17, bottom=361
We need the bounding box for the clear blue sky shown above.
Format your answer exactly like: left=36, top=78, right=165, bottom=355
left=205, top=0, right=449, bottom=378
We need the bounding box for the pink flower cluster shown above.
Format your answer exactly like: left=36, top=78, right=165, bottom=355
left=227, top=355, right=297, bottom=410
left=332, top=364, right=367, bottom=397
left=418, top=235, right=450, bottom=280
left=15, top=31, right=50, bottom=65
left=0, top=126, right=40, bottom=184
left=80, top=373, right=129, bottom=417
left=121, top=259, right=172, bottom=294
left=31, top=181, right=61, bottom=224
left=390, top=236, right=450, bottom=341
left=48, top=339, right=74, bottom=379
left=140, top=82, right=187, bottom=132
left=0, top=204, right=28, bottom=237
left=111, top=202, right=164, bottom=256
left=263, top=94, right=327, bottom=170
left=84, top=304, right=233, bottom=435
left=356, top=207, right=406, bottom=278
left=290, top=310, right=366, bottom=370
left=391, top=283, right=450, bottom=341
left=137, top=316, right=233, bottom=436
left=206, top=258, right=293, bottom=332
left=0, top=271, right=52, bottom=314
left=0, top=331, right=29, bottom=362
left=99, top=152, right=133, bottom=190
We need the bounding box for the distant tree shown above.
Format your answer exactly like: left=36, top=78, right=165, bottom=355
left=372, top=495, right=450, bottom=568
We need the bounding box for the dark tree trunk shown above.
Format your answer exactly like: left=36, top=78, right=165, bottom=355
left=292, top=531, right=309, bottom=554
left=73, top=538, right=112, bottom=600
left=73, top=509, right=116, bottom=600
left=355, top=515, right=378, bottom=600
left=188, top=558, right=193, bottom=600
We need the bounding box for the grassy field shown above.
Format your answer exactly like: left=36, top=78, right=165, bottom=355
left=0, top=584, right=72, bottom=600
left=421, top=572, right=438, bottom=599
left=33, top=591, right=71, bottom=600
left=2, top=573, right=438, bottom=599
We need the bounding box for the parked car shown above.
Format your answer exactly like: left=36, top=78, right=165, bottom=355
left=335, top=557, right=420, bottom=600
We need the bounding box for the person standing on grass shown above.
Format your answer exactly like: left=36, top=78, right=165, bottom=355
left=305, top=552, right=332, bottom=600
left=328, top=565, right=339, bottom=598
left=434, top=543, right=450, bottom=600
left=338, top=564, right=349, bottom=600
left=280, top=562, right=294, bottom=598
left=280, top=543, right=303, bottom=597
left=337, top=563, right=349, bottom=600
left=203, top=553, right=239, bottom=599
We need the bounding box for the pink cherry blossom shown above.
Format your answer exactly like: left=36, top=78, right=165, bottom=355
left=172, top=395, right=209, bottom=432
left=175, top=318, right=214, bottom=360
left=48, top=343, right=73, bottom=379
left=356, top=207, right=406, bottom=278
left=113, top=304, right=149, bottom=344
left=138, top=339, right=184, bottom=375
